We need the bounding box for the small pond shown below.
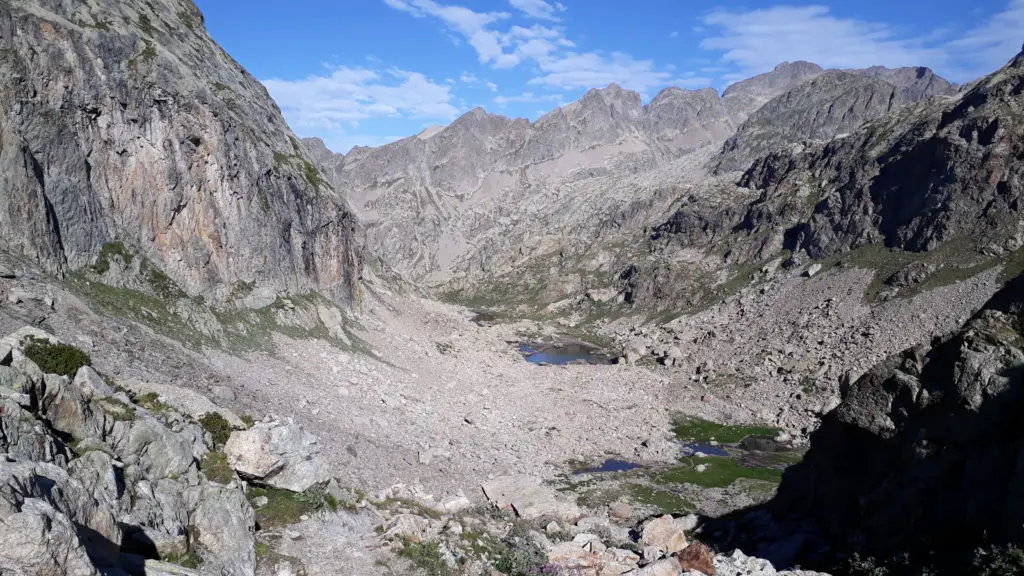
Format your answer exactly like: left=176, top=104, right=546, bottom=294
left=519, top=342, right=615, bottom=366
left=574, top=459, right=643, bottom=474
left=682, top=442, right=731, bottom=457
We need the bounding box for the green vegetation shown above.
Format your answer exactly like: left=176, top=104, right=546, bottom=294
left=97, top=398, right=135, bottom=421
left=240, top=414, right=255, bottom=428
left=177, top=10, right=195, bottom=31
left=134, top=391, right=172, bottom=414
left=656, top=456, right=783, bottom=488
left=212, top=82, right=231, bottom=92
left=254, top=542, right=272, bottom=558
left=396, top=539, right=452, bottom=576
left=137, top=14, right=156, bottom=37
left=626, top=484, right=695, bottom=515
left=22, top=337, right=92, bottom=377
left=374, top=496, right=443, bottom=520
left=973, top=545, right=1024, bottom=576
left=248, top=485, right=337, bottom=528
left=199, top=451, right=233, bottom=484
left=295, top=485, right=339, bottom=513
left=271, top=149, right=330, bottom=192
left=491, top=520, right=549, bottom=576
left=162, top=551, right=202, bottom=569
left=199, top=412, right=233, bottom=447
left=672, top=416, right=779, bottom=444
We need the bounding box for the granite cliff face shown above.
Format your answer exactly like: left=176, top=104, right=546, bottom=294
left=0, top=0, right=362, bottom=306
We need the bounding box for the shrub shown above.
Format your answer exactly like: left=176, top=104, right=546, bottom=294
left=199, top=451, right=233, bottom=484
left=23, top=337, right=92, bottom=377
left=397, top=539, right=451, bottom=576
left=199, top=412, right=233, bottom=447
left=972, top=545, right=1024, bottom=576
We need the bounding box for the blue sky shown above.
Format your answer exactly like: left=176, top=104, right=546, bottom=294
left=194, top=0, right=1023, bottom=153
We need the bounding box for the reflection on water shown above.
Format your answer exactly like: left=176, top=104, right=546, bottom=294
left=519, top=342, right=614, bottom=365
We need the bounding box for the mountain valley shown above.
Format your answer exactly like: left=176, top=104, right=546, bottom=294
left=1, top=1, right=1024, bottom=575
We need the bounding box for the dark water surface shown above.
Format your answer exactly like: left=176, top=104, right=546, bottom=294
left=519, top=342, right=614, bottom=365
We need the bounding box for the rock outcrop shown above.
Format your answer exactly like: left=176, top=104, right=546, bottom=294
left=773, top=268, right=1024, bottom=562
left=0, top=0, right=362, bottom=305
left=714, top=68, right=956, bottom=173
left=739, top=50, right=1024, bottom=261
left=0, top=327, right=258, bottom=575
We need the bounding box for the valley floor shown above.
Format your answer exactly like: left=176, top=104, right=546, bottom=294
left=0, top=257, right=1005, bottom=575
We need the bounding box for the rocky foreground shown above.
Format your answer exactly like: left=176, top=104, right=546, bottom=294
left=0, top=322, right=825, bottom=576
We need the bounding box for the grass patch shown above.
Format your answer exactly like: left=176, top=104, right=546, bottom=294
left=672, top=416, right=779, bottom=444
left=199, top=412, right=233, bottom=447
left=137, top=13, right=157, bottom=37
left=200, top=451, right=234, bottom=484
left=656, top=456, right=783, bottom=488
left=397, top=539, right=452, bottom=576
left=91, top=242, right=132, bottom=274
left=626, top=484, right=695, bottom=514
left=96, top=398, right=135, bottom=421
left=22, top=337, right=92, bottom=377
left=65, top=274, right=210, bottom=350
left=248, top=485, right=336, bottom=528
left=240, top=414, right=255, bottom=428
left=134, top=391, right=172, bottom=414
left=162, top=551, right=202, bottom=569
left=177, top=10, right=195, bottom=31
left=374, top=497, right=443, bottom=520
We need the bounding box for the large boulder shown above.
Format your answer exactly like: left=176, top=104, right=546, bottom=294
left=0, top=461, right=121, bottom=569
left=0, top=498, right=101, bottom=576
left=640, top=515, right=689, bottom=556
left=224, top=420, right=329, bottom=492
left=185, top=484, right=256, bottom=576
left=481, top=475, right=582, bottom=522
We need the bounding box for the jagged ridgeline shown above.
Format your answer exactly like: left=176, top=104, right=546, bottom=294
left=0, top=0, right=361, bottom=306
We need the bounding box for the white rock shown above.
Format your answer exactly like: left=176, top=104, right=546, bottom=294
left=224, top=421, right=329, bottom=492
left=481, top=475, right=581, bottom=521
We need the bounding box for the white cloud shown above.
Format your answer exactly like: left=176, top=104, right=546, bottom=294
left=530, top=52, right=672, bottom=93
left=383, top=0, right=517, bottom=67
left=492, top=92, right=564, bottom=106
left=669, top=31, right=679, bottom=38
left=698, top=5, right=950, bottom=77
left=383, top=0, right=677, bottom=93
left=695, top=1, right=1024, bottom=84
left=459, top=72, right=500, bottom=91
left=262, top=66, right=460, bottom=132
left=508, top=0, right=566, bottom=21
left=946, top=0, right=1024, bottom=78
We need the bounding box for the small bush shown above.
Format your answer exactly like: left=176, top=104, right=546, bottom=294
left=249, top=486, right=312, bottom=528
left=97, top=398, right=136, bottom=421
left=23, top=337, right=92, bottom=377
left=200, top=451, right=234, bottom=484
left=972, top=545, right=1024, bottom=576
left=135, top=392, right=172, bottom=413
left=397, top=539, right=452, bottom=576
left=163, top=551, right=202, bottom=569
left=295, top=485, right=339, bottom=512
left=240, top=414, right=255, bottom=428
left=199, top=412, right=233, bottom=447
left=492, top=520, right=549, bottom=576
